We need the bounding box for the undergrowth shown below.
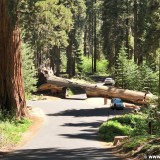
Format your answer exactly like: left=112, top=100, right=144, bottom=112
left=0, top=112, right=32, bottom=149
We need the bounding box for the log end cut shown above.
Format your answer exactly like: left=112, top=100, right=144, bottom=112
left=113, top=136, right=129, bottom=146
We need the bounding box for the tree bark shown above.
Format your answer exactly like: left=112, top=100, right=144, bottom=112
left=93, top=0, right=97, bottom=73
left=134, top=0, right=138, bottom=64
left=0, top=0, right=28, bottom=118
left=38, top=75, right=157, bottom=105
left=66, top=31, right=75, bottom=78
left=84, top=25, right=87, bottom=56
left=126, top=0, right=130, bottom=58
left=50, top=46, right=61, bottom=76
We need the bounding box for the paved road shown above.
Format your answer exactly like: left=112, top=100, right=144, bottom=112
left=3, top=94, right=132, bottom=160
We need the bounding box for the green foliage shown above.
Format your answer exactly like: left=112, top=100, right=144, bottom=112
left=35, top=0, right=73, bottom=47
left=75, top=49, right=83, bottom=73
left=114, top=47, right=159, bottom=94
left=60, top=50, right=67, bottom=72
left=101, top=0, right=129, bottom=67
left=99, top=114, right=148, bottom=142
left=22, top=43, right=37, bottom=96
left=122, top=136, right=150, bottom=152
left=82, top=56, right=108, bottom=74
left=96, top=59, right=109, bottom=75
left=147, top=100, right=160, bottom=135
left=0, top=113, right=32, bottom=148
left=99, top=120, right=131, bottom=142
left=137, top=63, right=158, bottom=94
left=63, top=0, right=86, bottom=77
left=101, top=0, right=160, bottom=69
left=121, top=135, right=160, bottom=156
left=115, top=47, right=128, bottom=88
left=81, top=57, right=92, bottom=74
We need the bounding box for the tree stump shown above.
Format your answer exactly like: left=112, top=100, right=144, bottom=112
left=113, top=136, right=129, bottom=146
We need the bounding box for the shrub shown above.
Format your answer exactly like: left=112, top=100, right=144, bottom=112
left=113, top=47, right=159, bottom=94
left=81, top=56, right=109, bottom=75
left=99, top=120, right=131, bottom=142
left=98, top=114, right=148, bottom=142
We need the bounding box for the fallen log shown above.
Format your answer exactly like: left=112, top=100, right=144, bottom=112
left=37, top=74, right=157, bottom=104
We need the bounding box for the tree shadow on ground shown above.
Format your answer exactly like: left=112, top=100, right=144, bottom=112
left=47, top=107, right=133, bottom=117
left=61, top=121, right=104, bottom=128
left=3, top=147, right=121, bottom=160
left=59, top=128, right=99, bottom=141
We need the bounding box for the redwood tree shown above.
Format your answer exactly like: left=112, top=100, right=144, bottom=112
left=0, top=0, right=28, bottom=118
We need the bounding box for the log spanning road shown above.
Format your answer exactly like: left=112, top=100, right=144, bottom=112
left=38, top=75, right=157, bottom=105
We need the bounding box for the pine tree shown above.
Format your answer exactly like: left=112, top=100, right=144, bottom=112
left=114, top=47, right=128, bottom=88
left=101, top=0, right=128, bottom=69
left=75, top=49, right=83, bottom=74
left=22, top=43, right=37, bottom=96
left=63, top=0, right=86, bottom=78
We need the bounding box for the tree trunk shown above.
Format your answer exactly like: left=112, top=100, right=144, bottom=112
left=134, top=0, right=138, bottom=64
left=126, top=0, right=130, bottom=58
left=159, top=56, right=160, bottom=108
left=84, top=25, right=87, bottom=56
left=66, top=31, right=75, bottom=78
left=0, top=0, right=28, bottom=118
left=38, top=75, right=157, bottom=105
left=93, top=0, right=97, bottom=73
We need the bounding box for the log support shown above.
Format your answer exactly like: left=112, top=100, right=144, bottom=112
left=113, top=136, right=129, bottom=146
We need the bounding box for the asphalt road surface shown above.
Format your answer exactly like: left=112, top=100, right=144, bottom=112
left=3, top=94, right=132, bottom=160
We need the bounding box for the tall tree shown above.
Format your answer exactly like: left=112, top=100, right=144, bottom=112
left=93, top=0, right=97, bottom=72
left=84, top=0, right=102, bottom=73
left=144, top=0, right=160, bottom=67
left=62, top=0, right=86, bottom=78
left=0, top=0, right=28, bottom=118
left=133, top=0, right=138, bottom=64
left=101, top=0, right=127, bottom=69
left=19, top=0, right=73, bottom=71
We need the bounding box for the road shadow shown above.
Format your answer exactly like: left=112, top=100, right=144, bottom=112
left=60, top=132, right=98, bottom=141
left=59, top=126, right=100, bottom=141
left=61, top=121, right=104, bottom=128
left=2, top=147, right=121, bottom=160
left=60, top=121, right=108, bottom=142
left=65, top=97, right=87, bottom=100
left=47, top=107, right=133, bottom=117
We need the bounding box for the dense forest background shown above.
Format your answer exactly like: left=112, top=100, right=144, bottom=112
left=19, top=0, right=160, bottom=96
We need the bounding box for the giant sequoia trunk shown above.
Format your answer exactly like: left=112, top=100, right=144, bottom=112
left=0, top=0, right=28, bottom=118
left=38, top=74, right=157, bottom=104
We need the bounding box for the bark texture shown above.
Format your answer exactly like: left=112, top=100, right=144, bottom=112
left=38, top=75, right=157, bottom=104
left=0, top=0, right=28, bottom=118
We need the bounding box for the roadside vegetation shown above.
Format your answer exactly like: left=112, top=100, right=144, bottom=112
left=0, top=112, right=32, bottom=150
left=98, top=99, right=160, bottom=159
left=99, top=114, right=148, bottom=142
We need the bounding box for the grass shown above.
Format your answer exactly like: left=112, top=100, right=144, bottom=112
left=120, top=135, right=160, bottom=158
left=98, top=113, right=148, bottom=142
left=98, top=113, right=160, bottom=158
left=98, top=120, right=132, bottom=141
left=0, top=116, right=32, bottom=149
